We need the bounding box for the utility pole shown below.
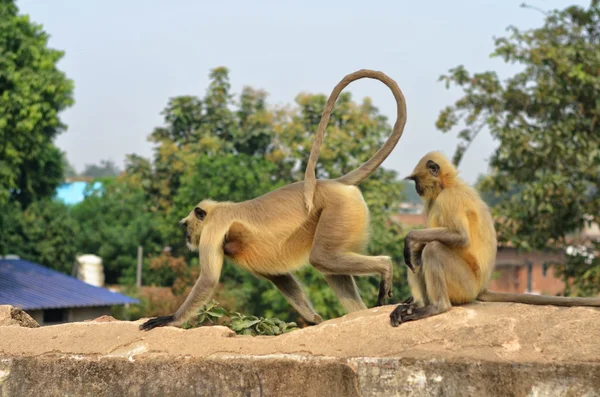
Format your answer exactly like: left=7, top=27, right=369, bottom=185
left=136, top=246, right=143, bottom=287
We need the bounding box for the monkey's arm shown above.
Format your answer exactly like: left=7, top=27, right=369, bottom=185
left=404, top=218, right=469, bottom=271
left=407, top=227, right=469, bottom=248
left=139, top=226, right=226, bottom=331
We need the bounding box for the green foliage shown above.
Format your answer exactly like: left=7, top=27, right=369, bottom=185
left=554, top=242, right=600, bottom=296
left=175, top=154, right=285, bottom=210
left=182, top=300, right=297, bottom=336
left=182, top=300, right=228, bottom=327
left=60, top=152, right=78, bottom=178
left=436, top=2, right=600, bottom=257
left=0, top=199, right=79, bottom=273
left=229, top=312, right=296, bottom=336
left=123, top=66, right=410, bottom=321
left=0, top=0, right=74, bottom=207
left=4, top=62, right=410, bottom=322
left=70, top=178, right=165, bottom=284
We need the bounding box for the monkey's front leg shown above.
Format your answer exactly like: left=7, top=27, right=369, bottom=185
left=391, top=241, right=477, bottom=327
left=139, top=315, right=176, bottom=331
left=140, top=241, right=224, bottom=331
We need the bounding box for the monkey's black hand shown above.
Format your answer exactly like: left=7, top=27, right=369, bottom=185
left=390, top=303, right=435, bottom=327
left=139, top=315, right=175, bottom=331
left=403, top=234, right=414, bottom=272
left=389, top=303, right=417, bottom=327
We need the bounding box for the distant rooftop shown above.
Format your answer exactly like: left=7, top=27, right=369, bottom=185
left=0, top=257, right=138, bottom=311
left=55, top=180, right=103, bottom=205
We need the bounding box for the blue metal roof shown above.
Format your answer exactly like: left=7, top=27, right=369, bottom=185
left=0, top=258, right=139, bottom=310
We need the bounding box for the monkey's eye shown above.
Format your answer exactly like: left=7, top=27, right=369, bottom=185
left=426, top=160, right=440, bottom=176
left=194, top=207, right=206, bottom=220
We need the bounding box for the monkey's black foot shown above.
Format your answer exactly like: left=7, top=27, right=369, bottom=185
left=306, top=314, right=324, bottom=326
left=389, top=303, right=417, bottom=327
left=139, top=315, right=175, bottom=331
left=389, top=304, right=441, bottom=327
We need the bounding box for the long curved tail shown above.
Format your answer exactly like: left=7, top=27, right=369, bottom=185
left=477, top=288, right=600, bottom=307
left=303, top=69, right=408, bottom=212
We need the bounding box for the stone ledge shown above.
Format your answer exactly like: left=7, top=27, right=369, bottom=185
left=1, top=302, right=599, bottom=396
left=0, top=306, right=38, bottom=328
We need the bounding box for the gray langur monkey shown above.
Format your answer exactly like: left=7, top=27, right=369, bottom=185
left=140, top=69, right=408, bottom=331
left=390, top=151, right=600, bottom=327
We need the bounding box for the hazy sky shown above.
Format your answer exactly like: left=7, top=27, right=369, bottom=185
left=17, top=0, right=587, bottom=184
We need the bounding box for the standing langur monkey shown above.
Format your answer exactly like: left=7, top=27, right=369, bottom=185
left=140, top=69, right=409, bottom=331
left=390, top=151, right=600, bottom=327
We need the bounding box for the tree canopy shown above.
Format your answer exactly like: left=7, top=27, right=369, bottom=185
left=437, top=1, right=599, bottom=250
left=80, top=159, right=122, bottom=178
left=0, top=0, right=74, bottom=207
left=116, top=66, right=410, bottom=320
left=439, top=1, right=600, bottom=295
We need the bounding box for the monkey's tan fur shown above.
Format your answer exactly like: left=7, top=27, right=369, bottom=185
left=140, top=69, right=408, bottom=331
left=390, top=151, right=600, bottom=327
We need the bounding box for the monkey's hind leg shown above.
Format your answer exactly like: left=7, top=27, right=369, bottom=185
left=406, top=267, right=428, bottom=307
left=390, top=241, right=478, bottom=327
left=324, top=275, right=367, bottom=312
left=309, top=203, right=393, bottom=311
left=262, top=273, right=324, bottom=325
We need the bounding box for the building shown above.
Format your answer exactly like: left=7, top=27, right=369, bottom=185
left=0, top=256, right=138, bottom=325
left=487, top=247, right=566, bottom=295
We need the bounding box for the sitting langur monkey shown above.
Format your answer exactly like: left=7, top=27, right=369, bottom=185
left=390, top=151, right=600, bottom=327
left=140, top=69, right=408, bottom=331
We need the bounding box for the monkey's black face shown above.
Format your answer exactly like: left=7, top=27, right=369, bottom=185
left=414, top=178, right=424, bottom=196
left=406, top=176, right=424, bottom=196
left=181, top=220, right=190, bottom=243
left=180, top=205, right=208, bottom=252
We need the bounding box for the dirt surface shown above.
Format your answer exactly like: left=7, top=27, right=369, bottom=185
left=1, top=301, right=599, bottom=363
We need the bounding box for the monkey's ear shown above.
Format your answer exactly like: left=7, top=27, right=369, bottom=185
left=194, top=207, right=206, bottom=220
left=426, top=160, right=440, bottom=177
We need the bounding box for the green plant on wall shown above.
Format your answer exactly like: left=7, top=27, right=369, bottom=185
left=181, top=300, right=297, bottom=336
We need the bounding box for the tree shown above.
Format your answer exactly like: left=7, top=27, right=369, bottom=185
left=0, top=199, right=79, bottom=274
left=0, top=0, right=74, bottom=207
left=61, top=152, right=78, bottom=178
left=81, top=159, right=122, bottom=178
left=126, top=67, right=411, bottom=321
left=70, top=177, right=165, bottom=285
left=436, top=1, right=600, bottom=259
left=555, top=241, right=600, bottom=296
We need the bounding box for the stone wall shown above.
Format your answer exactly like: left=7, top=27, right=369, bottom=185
left=1, top=303, right=599, bottom=396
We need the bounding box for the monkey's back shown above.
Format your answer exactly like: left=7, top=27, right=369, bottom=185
left=225, top=180, right=367, bottom=275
